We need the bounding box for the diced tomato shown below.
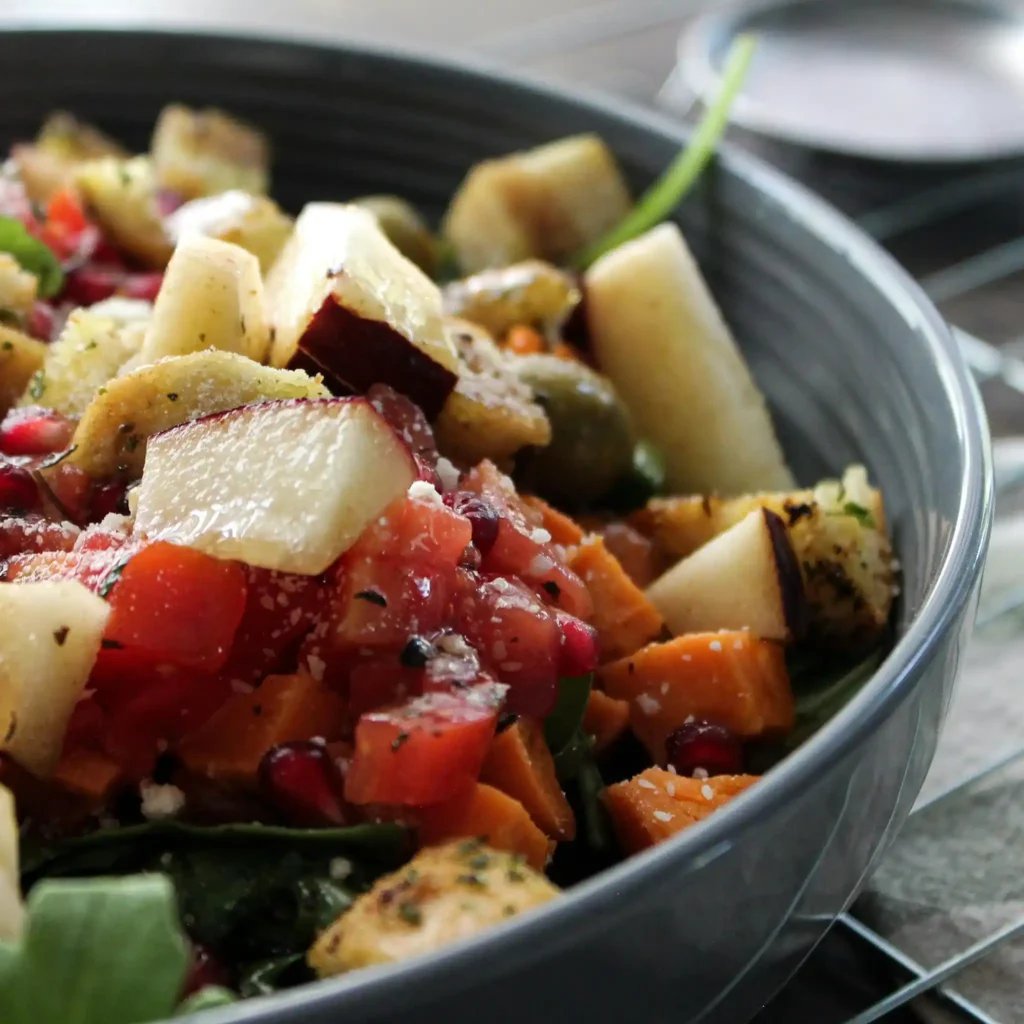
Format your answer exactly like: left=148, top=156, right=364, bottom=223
left=461, top=461, right=592, bottom=619
left=345, top=684, right=505, bottom=805
left=217, top=566, right=328, bottom=687
left=321, top=557, right=454, bottom=656
left=40, top=188, right=99, bottom=262
left=104, top=542, right=247, bottom=673
left=0, top=515, right=79, bottom=560
left=348, top=659, right=423, bottom=718
left=348, top=494, right=472, bottom=567
left=455, top=572, right=562, bottom=718
left=3, top=541, right=129, bottom=591
left=63, top=697, right=106, bottom=752
left=102, top=668, right=235, bottom=780
left=0, top=407, right=76, bottom=456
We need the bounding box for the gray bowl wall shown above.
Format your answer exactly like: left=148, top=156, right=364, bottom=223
left=0, top=30, right=992, bottom=1024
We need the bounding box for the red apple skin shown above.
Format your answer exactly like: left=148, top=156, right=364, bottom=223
left=762, top=507, right=808, bottom=641
left=292, top=297, right=458, bottom=421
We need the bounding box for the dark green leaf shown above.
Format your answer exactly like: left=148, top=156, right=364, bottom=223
left=573, top=35, right=756, bottom=268
left=176, top=986, right=237, bottom=1015
left=605, top=439, right=667, bottom=511
left=544, top=674, right=593, bottom=755
left=0, top=875, right=188, bottom=1024
left=22, top=819, right=407, bottom=884
left=574, top=758, right=611, bottom=851
left=0, top=217, right=64, bottom=297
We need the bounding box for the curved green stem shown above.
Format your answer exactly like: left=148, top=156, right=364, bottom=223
left=574, top=33, right=756, bottom=269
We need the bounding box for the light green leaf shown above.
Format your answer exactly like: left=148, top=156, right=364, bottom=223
left=176, top=986, right=237, bottom=1016
left=574, top=34, right=757, bottom=268
left=0, top=216, right=64, bottom=297
left=0, top=874, right=188, bottom=1024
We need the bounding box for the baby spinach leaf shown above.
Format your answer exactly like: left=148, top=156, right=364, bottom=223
left=238, top=953, right=307, bottom=998
left=0, top=874, right=188, bottom=1024
left=0, top=217, right=64, bottom=297
left=23, top=818, right=408, bottom=883
left=176, top=986, right=237, bottom=1015
left=544, top=674, right=593, bottom=756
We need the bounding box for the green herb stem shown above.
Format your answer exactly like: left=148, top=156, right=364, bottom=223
left=574, top=33, right=756, bottom=269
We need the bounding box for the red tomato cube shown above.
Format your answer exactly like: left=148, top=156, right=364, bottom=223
left=345, top=685, right=505, bottom=806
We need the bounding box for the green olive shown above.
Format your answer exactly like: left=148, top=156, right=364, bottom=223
left=442, top=260, right=580, bottom=340
left=513, top=354, right=635, bottom=508
left=353, top=195, right=439, bottom=277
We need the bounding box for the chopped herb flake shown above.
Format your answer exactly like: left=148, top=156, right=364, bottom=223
left=397, top=901, right=422, bottom=926
left=354, top=589, right=387, bottom=607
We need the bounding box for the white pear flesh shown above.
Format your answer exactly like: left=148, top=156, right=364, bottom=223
left=141, top=235, right=270, bottom=363
left=0, top=786, right=22, bottom=940
left=135, top=397, right=417, bottom=575
left=585, top=222, right=794, bottom=496
left=646, top=507, right=805, bottom=642
left=0, top=581, right=110, bottom=777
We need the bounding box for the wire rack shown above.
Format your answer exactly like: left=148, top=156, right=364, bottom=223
left=470, top=5, right=1024, bottom=1020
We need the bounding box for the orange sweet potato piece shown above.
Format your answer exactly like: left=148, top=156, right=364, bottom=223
left=417, top=783, right=553, bottom=871
left=596, top=521, right=659, bottom=588
left=521, top=495, right=584, bottom=546
left=52, top=748, right=124, bottom=803
left=570, top=535, right=664, bottom=662
left=583, top=689, right=631, bottom=755
left=505, top=325, right=546, bottom=355
left=598, top=631, right=794, bottom=762
left=480, top=719, right=575, bottom=841
left=602, top=768, right=759, bottom=854
left=177, top=671, right=347, bottom=784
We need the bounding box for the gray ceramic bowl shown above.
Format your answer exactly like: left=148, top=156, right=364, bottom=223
left=0, top=29, right=992, bottom=1024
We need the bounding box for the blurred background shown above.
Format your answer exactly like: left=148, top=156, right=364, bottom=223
left=10, top=1, right=1024, bottom=1020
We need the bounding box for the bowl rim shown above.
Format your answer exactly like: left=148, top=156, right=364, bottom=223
left=0, top=25, right=994, bottom=1020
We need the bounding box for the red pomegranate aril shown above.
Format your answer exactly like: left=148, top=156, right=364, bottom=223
left=556, top=613, right=599, bottom=677
left=0, top=465, right=39, bottom=511
left=368, top=383, right=438, bottom=465
left=182, top=943, right=234, bottom=997
left=259, top=741, right=349, bottom=827
left=121, top=271, right=164, bottom=302
left=26, top=301, right=56, bottom=341
left=445, top=493, right=500, bottom=555
left=665, top=721, right=743, bottom=778
left=0, top=408, right=76, bottom=456
left=63, top=265, right=121, bottom=306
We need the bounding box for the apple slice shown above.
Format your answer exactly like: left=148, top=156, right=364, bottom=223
left=135, top=397, right=417, bottom=574
left=69, top=350, right=329, bottom=479
left=586, top=223, right=794, bottom=496
left=140, top=235, right=270, bottom=364
left=0, top=580, right=110, bottom=776
left=645, top=508, right=805, bottom=642
left=0, top=785, right=22, bottom=940
left=265, top=203, right=458, bottom=419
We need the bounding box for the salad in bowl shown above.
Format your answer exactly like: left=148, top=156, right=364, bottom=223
left=0, top=49, right=897, bottom=1021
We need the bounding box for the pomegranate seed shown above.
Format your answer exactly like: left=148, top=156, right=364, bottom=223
left=90, top=480, right=129, bottom=520
left=0, top=408, right=75, bottom=456
left=182, top=943, right=234, bottom=997
left=121, top=271, right=164, bottom=303
left=259, top=741, right=349, bottom=827
left=0, top=465, right=39, bottom=511
left=26, top=301, right=56, bottom=341
left=556, top=612, right=599, bottom=677
left=665, top=721, right=743, bottom=778
left=445, top=492, right=500, bottom=554
left=63, top=265, right=121, bottom=306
